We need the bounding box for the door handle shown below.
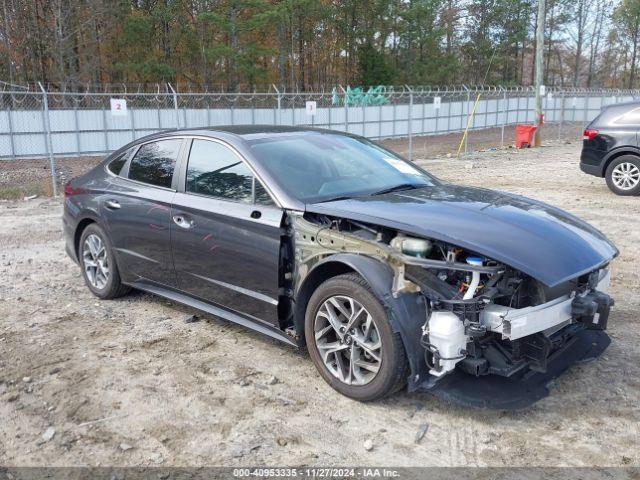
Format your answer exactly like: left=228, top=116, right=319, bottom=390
left=104, top=199, right=121, bottom=210
left=173, top=215, right=194, bottom=229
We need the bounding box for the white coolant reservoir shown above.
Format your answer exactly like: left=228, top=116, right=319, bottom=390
left=463, top=256, right=484, bottom=300
left=427, top=311, right=467, bottom=377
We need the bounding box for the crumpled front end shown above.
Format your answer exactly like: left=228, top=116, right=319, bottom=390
left=419, top=267, right=614, bottom=410
left=293, top=209, right=616, bottom=409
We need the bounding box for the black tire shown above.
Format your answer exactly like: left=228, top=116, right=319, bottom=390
left=605, top=155, right=640, bottom=196
left=78, top=223, right=130, bottom=299
left=304, top=273, right=409, bottom=401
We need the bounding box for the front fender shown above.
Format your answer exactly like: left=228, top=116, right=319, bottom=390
left=297, top=253, right=430, bottom=391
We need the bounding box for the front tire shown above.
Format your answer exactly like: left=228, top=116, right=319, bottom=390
left=304, top=273, right=408, bottom=401
left=605, top=155, right=640, bottom=196
left=79, top=223, right=130, bottom=299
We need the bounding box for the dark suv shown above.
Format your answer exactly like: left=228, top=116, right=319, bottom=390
left=580, top=101, right=640, bottom=195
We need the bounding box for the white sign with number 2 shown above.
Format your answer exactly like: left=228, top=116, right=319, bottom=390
left=110, top=98, right=127, bottom=116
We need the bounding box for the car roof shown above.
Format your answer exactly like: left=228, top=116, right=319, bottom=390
left=174, top=125, right=352, bottom=141
left=602, top=100, right=640, bottom=109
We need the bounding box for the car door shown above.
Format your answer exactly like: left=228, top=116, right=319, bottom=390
left=103, top=138, right=185, bottom=287
left=170, top=138, right=283, bottom=325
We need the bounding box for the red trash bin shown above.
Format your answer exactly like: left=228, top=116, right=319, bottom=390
left=515, top=124, right=537, bottom=148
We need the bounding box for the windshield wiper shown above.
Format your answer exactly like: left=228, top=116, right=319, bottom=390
left=315, top=195, right=355, bottom=203
left=370, top=183, right=424, bottom=196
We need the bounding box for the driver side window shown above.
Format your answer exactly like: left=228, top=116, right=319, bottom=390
left=186, top=139, right=274, bottom=205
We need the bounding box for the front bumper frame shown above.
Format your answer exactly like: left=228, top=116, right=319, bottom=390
left=422, top=328, right=610, bottom=410
left=480, top=269, right=611, bottom=340
left=419, top=269, right=613, bottom=409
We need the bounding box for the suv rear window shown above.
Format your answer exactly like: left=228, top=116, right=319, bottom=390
left=128, top=139, right=182, bottom=188
left=613, top=107, right=640, bottom=126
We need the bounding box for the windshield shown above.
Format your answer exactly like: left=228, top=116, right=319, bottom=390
left=247, top=133, right=438, bottom=203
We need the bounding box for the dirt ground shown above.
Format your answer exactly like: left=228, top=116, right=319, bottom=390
left=0, top=138, right=639, bottom=468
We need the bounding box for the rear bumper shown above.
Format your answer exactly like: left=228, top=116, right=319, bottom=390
left=422, top=328, right=610, bottom=410
left=580, top=161, right=602, bottom=177
left=62, top=209, right=78, bottom=264
left=580, top=146, right=606, bottom=177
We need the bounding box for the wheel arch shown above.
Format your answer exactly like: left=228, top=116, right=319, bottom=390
left=293, top=257, right=357, bottom=346
left=74, top=214, right=100, bottom=259
left=294, top=253, right=429, bottom=390
left=602, top=148, right=640, bottom=177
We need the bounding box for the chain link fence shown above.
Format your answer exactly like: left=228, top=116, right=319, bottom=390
left=1, top=83, right=638, bottom=195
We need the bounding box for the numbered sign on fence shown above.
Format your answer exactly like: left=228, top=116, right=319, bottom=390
left=540, top=85, right=546, bottom=96
left=433, top=96, right=441, bottom=109
left=305, top=100, right=317, bottom=116
left=110, top=98, right=128, bottom=116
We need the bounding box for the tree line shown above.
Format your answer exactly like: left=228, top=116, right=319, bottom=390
left=1, top=0, right=640, bottom=90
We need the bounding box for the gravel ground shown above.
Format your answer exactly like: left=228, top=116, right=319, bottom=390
left=0, top=139, right=639, bottom=468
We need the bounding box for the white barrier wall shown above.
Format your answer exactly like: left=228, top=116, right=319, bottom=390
left=0, top=93, right=632, bottom=159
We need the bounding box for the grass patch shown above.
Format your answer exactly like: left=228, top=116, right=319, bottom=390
left=0, top=183, right=52, bottom=200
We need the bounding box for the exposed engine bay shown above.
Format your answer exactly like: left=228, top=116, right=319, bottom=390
left=290, top=212, right=614, bottom=388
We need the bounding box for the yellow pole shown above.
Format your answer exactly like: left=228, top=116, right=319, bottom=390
left=457, top=93, right=482, bottom=158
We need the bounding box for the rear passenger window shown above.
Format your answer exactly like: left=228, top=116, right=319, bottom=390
left=186, top=140, right=254, bottom=203
left=128, top=139, right=181, bottom=188
left=107, top=151, right=128, bottom=176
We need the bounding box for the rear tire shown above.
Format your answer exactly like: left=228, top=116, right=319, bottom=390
left=605, top=155, right=640, bottom=196
left=79, top=223, right=130, bottom=299
left=305, top=273, right=408, bottom=401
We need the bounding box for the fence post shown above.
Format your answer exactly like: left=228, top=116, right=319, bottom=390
left=73, top=97, right=81, bottom=155
left=463, top=85, right=470, bottom=155
left=101, top=107, right=109, bottom=152
left=38, top=82, right=58, bottom=197
left=406, top=86, right=413, bottom=161
left=558, top=89, right=565, bottom=141
left=156, top=84, right=163, bottom=130
left=272, top=84, right=282, bottom=125
left=6, top=94, right=16, bottom=159
left=500, top=86, right=506, bottom=148
left=340, top=85, right=348, bottom=133
left=168, top=83, right=180, bottom=128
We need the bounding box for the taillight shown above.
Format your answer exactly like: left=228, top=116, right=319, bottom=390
left=583, top=128, right=599, bottom=140
left=64, top=182, right=80, bottom=197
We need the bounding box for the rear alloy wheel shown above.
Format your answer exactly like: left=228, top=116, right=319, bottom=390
left=305, top=273, right=408, bottom=401
left=83, top=234, right=109, bottom=290
left=605, top=155, right=640, bottom=196
left=79, top=224, right=130, bottom=299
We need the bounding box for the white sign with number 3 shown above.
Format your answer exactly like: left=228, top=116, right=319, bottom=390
left=110, top=98, right=127, bottom=116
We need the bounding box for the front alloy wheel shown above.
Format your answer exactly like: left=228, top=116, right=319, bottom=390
left=305, top=273, right=408, bottom=401
left=314, top=295, right=382, bottom=386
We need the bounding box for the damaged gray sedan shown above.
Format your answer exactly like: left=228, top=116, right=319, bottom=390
left=63, top=126, right=618, bottom=409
